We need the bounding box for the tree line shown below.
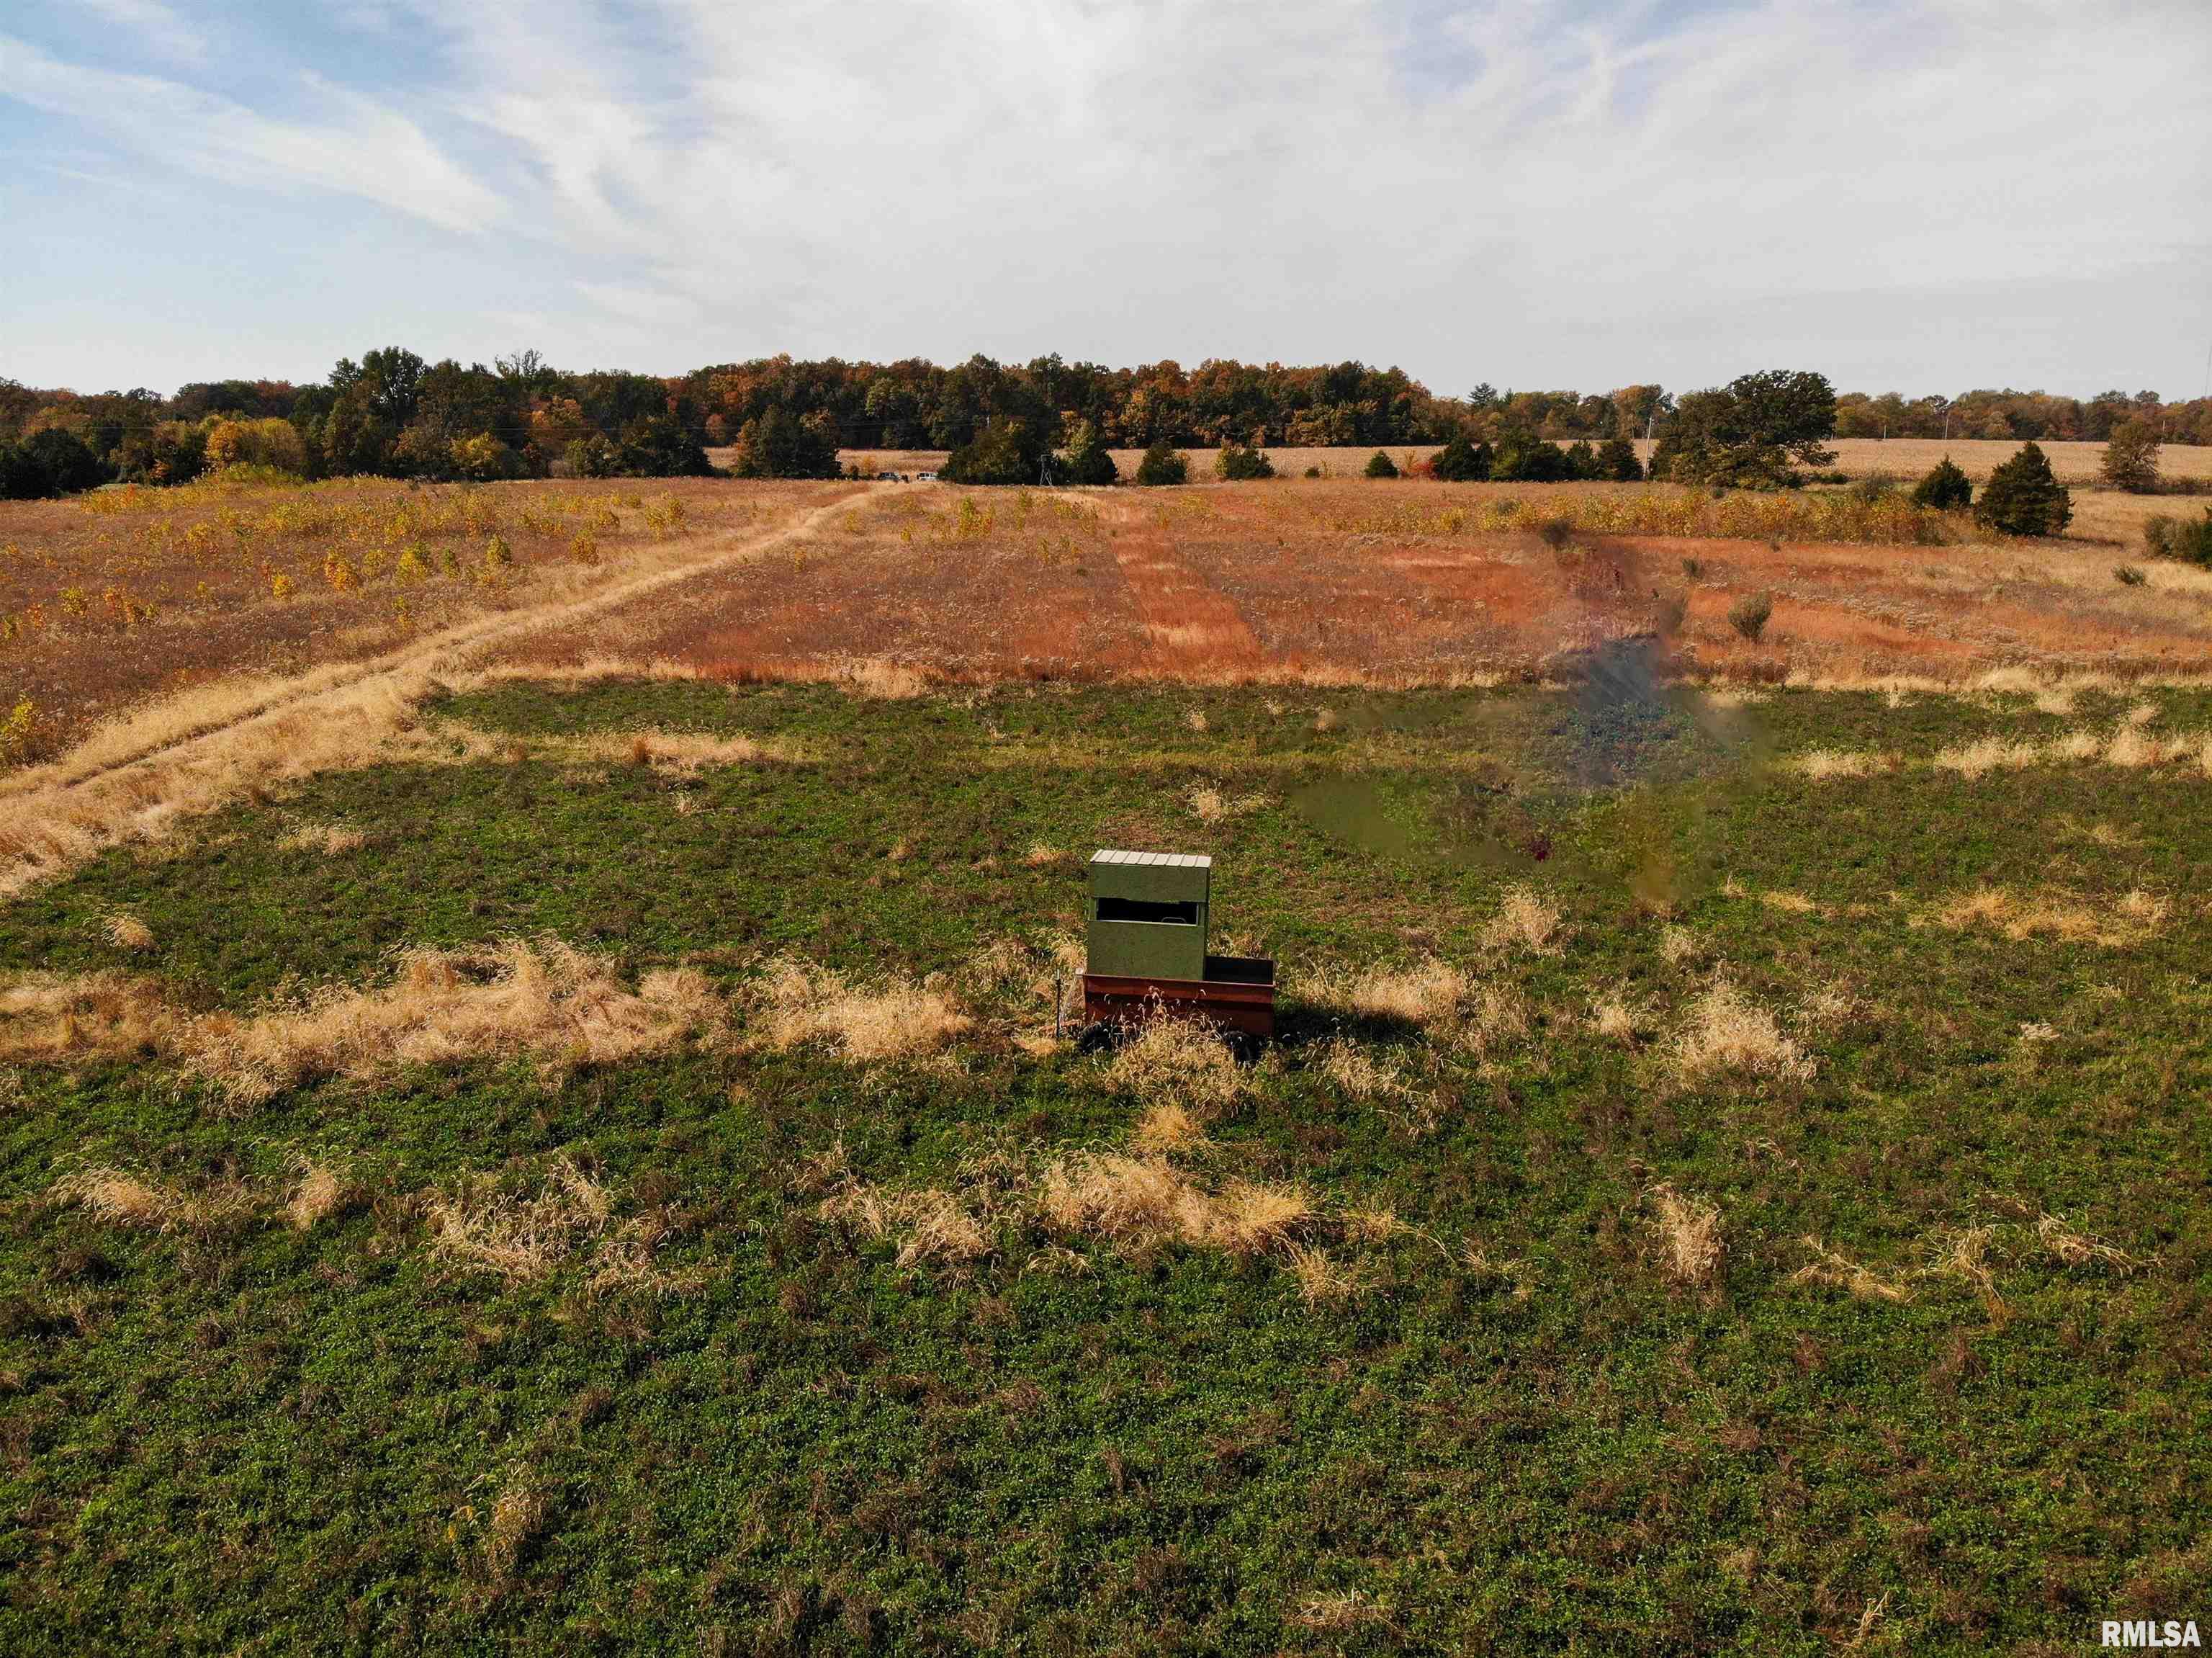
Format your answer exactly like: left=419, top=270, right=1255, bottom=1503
left=3, top=349, right=2208, bottom=499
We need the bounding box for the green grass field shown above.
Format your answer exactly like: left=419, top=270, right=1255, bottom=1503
left=2, top=676, right=2207, bottom=1654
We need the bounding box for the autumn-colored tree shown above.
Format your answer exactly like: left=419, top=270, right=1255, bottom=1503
left=1651, top=371, right=1835, bottom=487
left=731, top=406, right=839, bottom=479
left=2100, top=418, right=2161, bottom=493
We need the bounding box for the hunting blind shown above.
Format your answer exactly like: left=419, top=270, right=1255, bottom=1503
left=1082, top=849, right=1275, bottom=1041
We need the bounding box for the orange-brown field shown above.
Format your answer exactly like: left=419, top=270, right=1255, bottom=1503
left=0, top=475, right=850, bottom=755
left=9, top=473, right=2212, bottom=768
left=488, top=478, right=2212, bottom=692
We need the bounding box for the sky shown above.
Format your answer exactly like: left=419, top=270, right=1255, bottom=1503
left=4, top=0, right=2211, bottom=400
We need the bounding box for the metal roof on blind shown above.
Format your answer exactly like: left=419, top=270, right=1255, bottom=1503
left=1090, top=848, right=1212, bottom=869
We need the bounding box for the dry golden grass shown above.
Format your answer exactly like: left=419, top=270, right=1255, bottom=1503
left=1925, top=1225, right=2009, bottom=1321
left=50, top=1167, right=182, bottom=1229
left=181, top=937, right=724, bottom=1108
left=820, top=1180, right=996, bottom=1269
left=1588, top=988, right=1643, bottom=1046
left=565, top=727, right=774, bottom=772
left=1289, top=1590, right=1398, bottom=1636
left=1299, top=957, right=1470, bottom=1029
left=1668, top=982, right=1815, bottom=1086
left=1648, top=1185, right=1724, bottom=1286
left=1791, top=1237, right=1912, bottom=1303
left=424, top=1155, right=612, bottom=1285
left=1284, top=1243, right=1376, bottom=1306
left=286, top=1158, right=347, bottom=1230
left=485, top=1477, right=549, bottom=1581
left=276, top=819, right=369, bottom=856
left=100, top=910, right=155, bottom=951
left=0, top=971, right=174, bottom=1063
left=1102, top=1018, right=1246, bottom=1115
left=1314, top=1039, right=1411, bottom=1101
left=2034, top=1211, right=2140, bottom=1271
left=1480, top=884, right=1565, bottom=956
left=1033, top=1153, right=1314, bottom=1260
left=1928, top=885, right=2167, bottom=947
left=755, top=956, right=970, bottom=1061
left=1129, top=1101, right=1209, bottom=1157
left=1658, top=925, right=1700, bottom=968
left=1184, top=780, right=1269, bottom=825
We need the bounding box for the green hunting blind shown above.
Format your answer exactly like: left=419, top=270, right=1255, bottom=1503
left=1086, top=849, right=1211, bottom=981
left=1082, top=850, right=1275, bottom=1041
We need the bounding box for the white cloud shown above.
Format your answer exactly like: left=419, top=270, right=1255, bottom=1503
left=71, top=0, right=207, bottom=65
left=4, top=0, right=2210, bottom=393
left=0, top=33, right=500, bottom=235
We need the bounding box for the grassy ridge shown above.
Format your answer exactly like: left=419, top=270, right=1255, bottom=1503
left=1, top=681, right=2206, bottom=1654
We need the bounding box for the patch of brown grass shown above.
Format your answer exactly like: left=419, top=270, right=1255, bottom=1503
left=101, top=910, right=155, bottom=951
left=1928, top=885, right=2167, bottom=947
left=1588, top=988, right=1644, bottom=1046
left=1925, top=1225, right=2009, bottom=1321
left=1668, top=982, right=1814, bottom=1086
left=2034, top=1211, right=2140, bottom=1271
left=181, top=937, right=724, bottom=1108
left=1481, top=884, right=1565, bottom=955
left=485, top=1476, right=549, bottom=1580
left=0, top=972, right=175, bottom=1063
left=1791, top=1237, right=1912, bottom=1303
left=756, top=956, right=970, bottom=1061
left=50, top=1167, right=184, bottom=1229
left=1129, top=1101, right=1209, bottom=1157
left=1300, top=957, right=1470, bottom=1029
left=563, top=727, right=775, bottom=772
left=286, top=1158, right=349, bottom=1230
left=1184, top=780, right=1269, bottom=825
left=1284, top=1242, right=1376, bottom=1306
left=1314, top=1039, right=1411, bottom=1101
left=423, top=1155, right=612, bottom=1284
left=276, top=819, right=369, bottom=856
left=1102, top=1018, right=1246, bottom=1116
left=1647, top=1184, right=1723, bottom=1286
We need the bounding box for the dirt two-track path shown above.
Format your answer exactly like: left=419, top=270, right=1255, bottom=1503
left=0, top=488, right=873, bottom=897
left=1097, top=498, right=1266, bottom=676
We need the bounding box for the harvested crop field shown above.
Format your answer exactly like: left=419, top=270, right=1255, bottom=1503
left=490, top=479, right=2212, bottom=691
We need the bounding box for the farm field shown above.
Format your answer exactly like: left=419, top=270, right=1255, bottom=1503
left=2, top=671, right=2209, bottom=1654
left=817, top=439, right=2212, bottom=488
left=4, top=471, right=2211, bottom=1654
